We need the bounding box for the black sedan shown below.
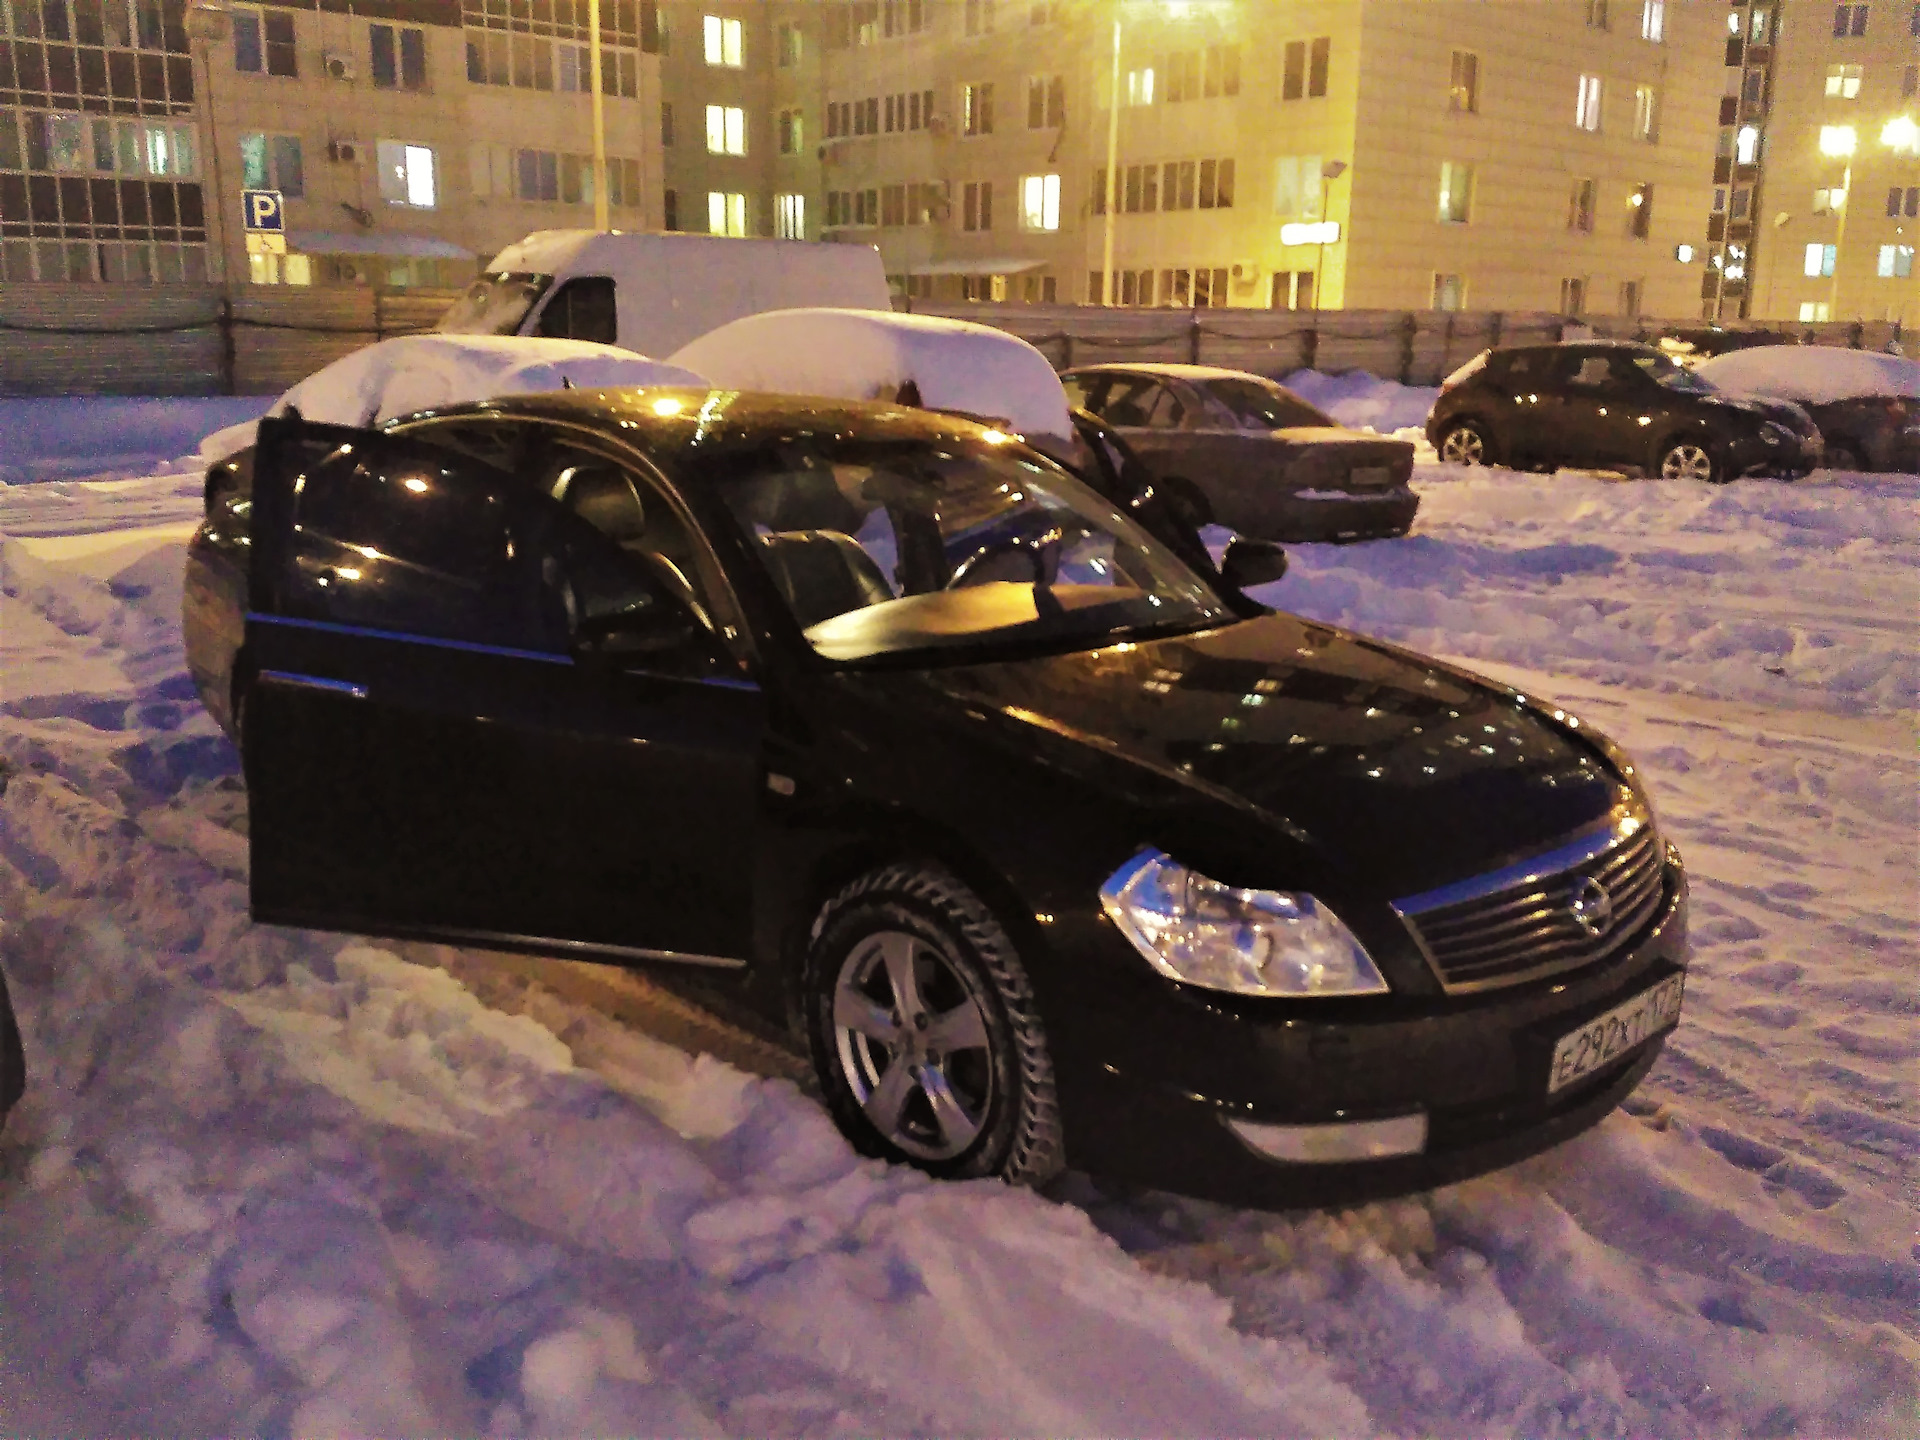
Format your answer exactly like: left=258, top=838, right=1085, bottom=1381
left=186, top=389, right=1688, bottom=1207
left=1429, top=340, right=1823, bottom=482
left=1061, top=364, right=1419, bottom=542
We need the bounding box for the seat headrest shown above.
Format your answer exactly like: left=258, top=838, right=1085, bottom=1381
left=556, top=465, right=647, bottom=545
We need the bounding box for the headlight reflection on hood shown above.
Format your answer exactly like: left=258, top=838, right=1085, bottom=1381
left=1100, top=850, right=1389, bottom=998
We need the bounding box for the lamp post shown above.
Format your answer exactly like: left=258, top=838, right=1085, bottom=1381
left=1313, top=160, right=1346, bottom=318
left=185, top=2, right=233, bottom=283
left=1819, top=124, right=1856, bottom=321
left=587, top=0, right=608, bottom=230
left=1101, top=14, right=1120, bottom=304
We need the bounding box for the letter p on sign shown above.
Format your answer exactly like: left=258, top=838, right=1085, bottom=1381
left=243, top=189, right=284, bottom=232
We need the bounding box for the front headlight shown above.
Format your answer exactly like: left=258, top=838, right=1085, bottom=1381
left=1099, top=850, right=1389, bottom=998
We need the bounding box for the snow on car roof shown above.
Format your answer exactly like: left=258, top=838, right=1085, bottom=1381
left=1695, top=346, right=1920, bottom=405
left=197, top=334, right=705, bottom=463
left=1066, top=362, right=1286, bottom=384
left=669, top=308, right=1073, bottom=441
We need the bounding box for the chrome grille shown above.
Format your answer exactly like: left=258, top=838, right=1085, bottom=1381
left=1394, top=815, right=1666, bottom=994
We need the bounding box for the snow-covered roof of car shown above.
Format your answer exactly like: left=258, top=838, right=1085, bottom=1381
left=1694, top=346, right=1920, bottom=404
left=668, top=308, right=1073, bottom=441
left=198, top=334, right=705, bottom=463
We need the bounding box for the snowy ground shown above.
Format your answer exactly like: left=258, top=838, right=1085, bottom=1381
left=0, top=401, right=1915, bottom=1436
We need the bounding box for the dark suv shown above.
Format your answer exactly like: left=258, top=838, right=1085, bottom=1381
left=1429, top=341, right=1822, bottom=482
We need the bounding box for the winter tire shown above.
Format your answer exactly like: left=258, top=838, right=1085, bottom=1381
left=1657, top=440, right=1722, bottom=484
left=806, top=863, right=1064, bottom=1186
left=1437, top=421, right=1494, bottom=467
left=1157, top=476, right=1213, bottom=529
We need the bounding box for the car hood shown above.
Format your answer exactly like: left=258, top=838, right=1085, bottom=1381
left=1701, top=391, right=1816, bottom=431
left=915, top=612, right=1625, bottom=897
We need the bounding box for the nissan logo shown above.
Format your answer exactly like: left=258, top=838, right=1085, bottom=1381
left=1568, top=876, right=1613, bottom=938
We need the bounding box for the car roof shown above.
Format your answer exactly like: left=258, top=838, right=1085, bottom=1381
left=1495, top=339, right=1660, bottom=357
left=1063, top=362, right=1282, bottom=385
left=403, top=387, right=1027, bottom=469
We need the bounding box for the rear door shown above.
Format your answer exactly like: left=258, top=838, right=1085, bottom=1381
left=1541, top=350, right=1640, bottom=465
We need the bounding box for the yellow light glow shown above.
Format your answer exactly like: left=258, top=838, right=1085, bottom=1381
left=980, top=428, right=1012, bottom=445
left=651, top=397, right=686, bottom=417
left=1882, top=116, right=1920, bottom=154
left=355, top=544, right=379, bottom=559
left=1818, top=124, right=1857, bottom=157
left=403, top=477, right=428, bottom=493
left=335, top=567, right=361, bottom=581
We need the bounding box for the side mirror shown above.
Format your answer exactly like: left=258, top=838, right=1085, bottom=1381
left=570, top=596, right=706, bottom=666
left=1220, top=537, right=1289, bottom=589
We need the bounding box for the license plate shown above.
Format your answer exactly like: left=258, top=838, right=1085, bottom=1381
left=1348, top=466, right=1391, bottom=488
left=1547, top=974, right=1684, bottom=1095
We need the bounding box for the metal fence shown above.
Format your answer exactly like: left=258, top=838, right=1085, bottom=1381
left=0, top=285, right=464, bottom=396
left=0, top=283, right=1904, bottom=396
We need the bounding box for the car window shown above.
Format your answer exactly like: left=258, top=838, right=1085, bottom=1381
left=533, top=276, right=618, bottom=346
left=1202, top=377, right=1336, bottom=429
left=435, top=271, right=552, bottom=335
left=1629, top=352, right=1716, bottom=394
left=1060, top=375, right=1093, bottom=410
left=283, top=436, right=543, bottom=648
left=706, top=434, right=1231, bottom=663
left=1142, top=384, right=1187, bottom=429
left=1098, top=376, right=1163, bottom=428
left=1562, top=354, right=1620, bottom=389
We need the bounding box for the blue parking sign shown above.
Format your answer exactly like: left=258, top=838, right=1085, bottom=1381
left=242, top=189, right=284, bottom=232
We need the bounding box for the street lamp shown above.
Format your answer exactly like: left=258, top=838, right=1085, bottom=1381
left=587, top=0, right=608, bottom=230
left=1315, top=159, right=1347, bottom=313
left=185, top=2, right=232, bottom=283
left=1819, top=125, right=1857, bottom=321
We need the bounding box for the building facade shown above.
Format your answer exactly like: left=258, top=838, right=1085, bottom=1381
left=1711, top=0, right=1918, bottom=324
left=2, top=0, right=665, bottom=285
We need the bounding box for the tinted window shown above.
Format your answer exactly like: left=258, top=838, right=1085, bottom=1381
left=285, top=438, right=537, bottom=646
left=1558, top=352, right=1630, bottom=389
left=534, top=276, right=619, bottom=345
left=1203, top=377, right=1336, bottom=429
left=1099, top=376, right=1177, bottom=428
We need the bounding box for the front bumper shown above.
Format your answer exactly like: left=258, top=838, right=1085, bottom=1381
left=1733, top=429, right=1823, bottom=478
left=1052, top=852, right=1688, bottom=1208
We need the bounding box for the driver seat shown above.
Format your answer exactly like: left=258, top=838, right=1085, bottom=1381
left=758, top=530, right=893, bottom=629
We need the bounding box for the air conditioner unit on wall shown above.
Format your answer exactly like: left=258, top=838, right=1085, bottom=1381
left=324, top=51, right=355, bottom=80
left=327, top=139, right=360, bottom=164
left=1230, top=260, right=1259, bottom=283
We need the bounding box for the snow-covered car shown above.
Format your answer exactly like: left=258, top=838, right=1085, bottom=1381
left=1692, top=348, right=1920, bottom=474
left=183, top=385, right=1690, bottom=1209
left=1430, top=341, right=1824, bottom=482
left=0, top=962, right=21, bottom=1127
left=185, top=335, right=703, bottom=734
left=668, top=307, right=1075, bottom=445
left=1060, top=363, right=1419, bottom=542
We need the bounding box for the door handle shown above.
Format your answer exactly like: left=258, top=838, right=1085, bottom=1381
left=257, top=670, right=368, bottom=700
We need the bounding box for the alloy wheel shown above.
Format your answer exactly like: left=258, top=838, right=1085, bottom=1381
left=1439, top=426, right=1486, bottom=465
left=831, top=930, right=995, bottom=1161
left=1659, top=443, right=1715, bottom=481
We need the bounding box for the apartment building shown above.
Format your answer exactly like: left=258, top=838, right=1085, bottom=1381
left=1714, top=0, right=1918, bottom=324
left=1, top=0, right=664, bottom=285
left=680, top=0, right=1720, bottom=315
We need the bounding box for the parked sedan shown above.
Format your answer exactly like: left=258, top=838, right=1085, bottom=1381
left=1692, top=347, right=1919, bottom=474
left=186, top=388, right=1687, bottom=1209
left=1429, top=340, right=1823, bottom=482
left=1061, top=364, right=1419, bottom=542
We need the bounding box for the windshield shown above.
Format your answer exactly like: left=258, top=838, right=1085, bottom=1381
left=1631, top=352, right=1716, bottom=394
left=1203, top=377, right=1336, bottom=430
left=436, top=272, right=553, bottom=335
left=712, top=436, right=1231, bottom=663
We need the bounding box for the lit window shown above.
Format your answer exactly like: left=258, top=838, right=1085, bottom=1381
left=1437, top=161, right=1473, bottom=223
left=376, top=140, right=435, bottom=207
left=1449, top=50, right=1478, bottom=113
left=1799, top=301, right=1831, bottom=322
left=1818, top=124, right=1857, bottom=157
left=1633, top=85, right=1658, bottom=141
left=705, top=105, right=746, bottom=155
left=1878, top=244, right=1915, bottom=278
left=776, top=193, right=806, bottom=240
left=1825, top=63, right=1864, bottom=98
left=1736, top=125, right=1761, bottom=164
left=708, top=191, right=746, bottom=236
left=1125, top=67, right=1155, bottom=106
left=1020, top=173, right=1061, bottom=230
left=1272, top=154, right=1323, bottom=220
left=1803, top=243, right=1836, bottom=277
left=963, top=82, right=995, bottom=134
left=1575, top=74, right=1602, bottom=131
left=1640, top=0, right=1664, bottom=41
left=1432, top=273, right=1465, bottom=310
left=703, top=14, right=743, bottom=67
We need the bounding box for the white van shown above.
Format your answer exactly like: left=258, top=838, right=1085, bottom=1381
left=435, top=230, right=891, bottom=358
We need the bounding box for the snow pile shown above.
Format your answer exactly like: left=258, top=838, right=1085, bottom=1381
left=1, top=413, right=1917, bottom=1436
left=1281, top=369, right=1439, bottom=436
left=1243, top=466, right=1920, bottom=715
left=670, top=308, right=1075, bottom=441
left=197, top=335, right=709, bottom=465
left=1695, top=347, right=1920, bottom=404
